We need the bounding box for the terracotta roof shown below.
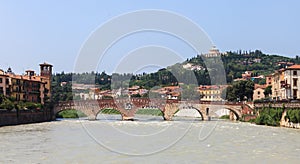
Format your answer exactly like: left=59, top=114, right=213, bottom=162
left=7, top=74, right=45, bottom=83
left=254, top=84, right=267, bottom=90
left=286, top=64, right=300, bottom=70
left=198, top=85, right=227, bottom=90
left=164, top=86, right=180, bottom=89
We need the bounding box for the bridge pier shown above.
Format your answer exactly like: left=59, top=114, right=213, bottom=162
left=87, top=115, right=97, bottom=120
left=162, top=104, right=179, bottom=121
left=202, top=115, right=211, bottom=121
left=229, top=111, right=236, bottom=121
left=122, top=116, right=135, bottom=121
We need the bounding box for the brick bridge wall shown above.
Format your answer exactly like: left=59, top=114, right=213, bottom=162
left=54, top=99, right=245, bottom=121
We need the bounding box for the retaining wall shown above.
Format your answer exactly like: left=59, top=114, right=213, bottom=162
left=0, top=109, right=53, bottom=127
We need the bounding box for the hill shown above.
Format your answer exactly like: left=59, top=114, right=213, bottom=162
left=50, top=50, right=300, bottom=103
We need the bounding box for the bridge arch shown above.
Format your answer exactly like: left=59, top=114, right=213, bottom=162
left=133, top=107, right=165, bottom=120
left=222, top=107, right=241, bottom=121
left=174, top=106, right=204, bottom=121
left=55, top=108, right=88, bottom=119
left=95, top=108, right=124, bottom=120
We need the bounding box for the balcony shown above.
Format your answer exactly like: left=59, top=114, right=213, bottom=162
left=280, top=82, right=290, bottom=89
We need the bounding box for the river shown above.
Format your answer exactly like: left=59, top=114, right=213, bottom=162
left=0, top=114, right=300, bottom=163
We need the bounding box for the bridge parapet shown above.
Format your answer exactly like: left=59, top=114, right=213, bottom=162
left=254, top=102, right=300, bottom=108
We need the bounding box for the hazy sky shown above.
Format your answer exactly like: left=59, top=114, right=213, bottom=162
left=1, top=0, right=299, bottom=74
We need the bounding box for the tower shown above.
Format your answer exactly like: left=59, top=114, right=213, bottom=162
left=40, top=62, right=53, bottom=78
left=39, top=62, right=53, bottom=103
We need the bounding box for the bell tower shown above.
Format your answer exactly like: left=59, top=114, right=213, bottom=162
left=39, top=62, right=53, bottom=103
left=40, top=62, right=53, bottom=78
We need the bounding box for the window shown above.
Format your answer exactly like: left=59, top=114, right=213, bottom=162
left=0, top=87, right=3, bottom=94
left=293, top=71, right=297, bottom=76
left=293, top=78, right=298, bottom=87
left=0, top=78, right=2, bottom=83
left=293, top=89, right=298, bottom=99
left=257, top=91, right=260, bottom=95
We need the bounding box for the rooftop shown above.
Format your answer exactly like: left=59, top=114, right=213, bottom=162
left=39, top=62, right=53, bottom=66
left=286, top=64, right=300, bottom=70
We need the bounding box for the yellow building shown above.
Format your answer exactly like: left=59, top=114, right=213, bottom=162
left=198, top=85, right=227, bottom=101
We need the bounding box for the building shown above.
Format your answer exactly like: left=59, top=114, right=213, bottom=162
left=0, top=63, right=52, bottom=104
left=265, top=75, right=272, bottom=86
left=271, top=65, right=300, bottom=100
left=150, top=86, right=181, bottom=100
left=0, top=70, right=9, bottom=96
left=198, top=85, right=227, bottom=101
left=253, top=84, right=267, bottom=100
left=242, top=71, right=253, bottom=80
left=200, top=46, right=225, bottom=58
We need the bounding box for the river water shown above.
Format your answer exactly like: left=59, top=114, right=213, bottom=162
left=0, top=114, right=300, bottom=164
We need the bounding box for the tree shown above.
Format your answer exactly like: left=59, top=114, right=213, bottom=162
left=224, top=80, right=254, bottom=101
left=264, top=86, right=272, bottom=97
left=0, top=96, right=14, bottom=111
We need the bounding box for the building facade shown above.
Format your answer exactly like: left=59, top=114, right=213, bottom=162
left=253, top=84, right=267, bottom=100
left=198, top=85, right=227, bottom=101
left=0, top=63, right=52, bottom=104
left=271, top=65, right=300, bottom=100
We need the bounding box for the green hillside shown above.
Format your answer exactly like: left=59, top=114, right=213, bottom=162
left=186, top=50, right=298, bottom=83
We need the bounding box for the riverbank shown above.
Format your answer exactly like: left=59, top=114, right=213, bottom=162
left=252, top=107, right=300, bottom=129
left=0, top=109, right=53, bottom=127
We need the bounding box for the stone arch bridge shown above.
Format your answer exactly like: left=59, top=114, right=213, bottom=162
left=54, top=98, right=245, bottom=121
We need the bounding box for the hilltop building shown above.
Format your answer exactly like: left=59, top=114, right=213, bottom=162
left=200, top=46, right=226, bottom=58
left=0, top=62, right=52, bottom=104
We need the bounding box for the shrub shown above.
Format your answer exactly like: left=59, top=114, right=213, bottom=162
left=56, top=109, right=87, bottom=118
left=0, top=100, right=14, bottom=110
left=219, top=115, right=230, bottom=119
left=254, top=107, right=283, bottom=126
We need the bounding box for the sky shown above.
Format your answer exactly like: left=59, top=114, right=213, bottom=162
left=0, top=0, right=300, bottom=74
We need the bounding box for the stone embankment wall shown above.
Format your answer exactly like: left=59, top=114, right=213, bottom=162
left=280, top=109, right=300, bottom=129
left=0, top=109, right=53, bottom=127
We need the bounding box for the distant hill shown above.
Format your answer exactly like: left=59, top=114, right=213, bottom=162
left=51, top=50, right=300, bottom=102
left=182, top=50, right=299, bottom=83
